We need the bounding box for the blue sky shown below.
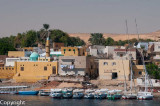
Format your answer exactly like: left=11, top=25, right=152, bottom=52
left=0, top=0, right=160, bottom=37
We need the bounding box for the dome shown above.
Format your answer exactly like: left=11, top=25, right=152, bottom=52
left=30, top=52, right=39, bottom=61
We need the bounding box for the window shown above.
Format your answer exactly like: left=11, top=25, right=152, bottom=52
left=112, top=62, right=116, bottom=66
left=69, top=49, right=71, bottom=51
left=120, top=54, right=123, bottom=57
left=139, top=71, right=142, bottom=75
left=21, top=67, right=24, bottom=71
left=104, top=62, right=108, bottom=65
left=73, top=49, right=75, bottom=54
left=72, top=61, right=74, bottom=65
left=46, top=59, right=48, bottom=61
left=91, top=65, right=93, bottom=69
left=44, top=66, right=47, bottom=71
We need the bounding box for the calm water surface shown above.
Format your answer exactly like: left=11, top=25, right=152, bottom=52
left=0, top=94, right=160, bottom=106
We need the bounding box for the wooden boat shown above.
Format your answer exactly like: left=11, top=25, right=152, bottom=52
left=50, top=89, right=63, bottom=98
left=0, top=86, right=27, bottom=94
left=137, top=92, right=153, bottom=100
left=39, top=89, right=51, bottom=96
left=84, top=89, right=95, bottom=99
left=122, top=59, right=137, bottom=100
left=94, top=89, right=108, bottom=99
left=107, top=90, right=122, bottom=100
left=73, top=89, right=84, bottom=99
left=122, top=93, right=137, bottom=99
left=62, top=88, right=73, bottom=99
left=137, top=53, right=153, bottom=100
left=18, top=91, right=39, bottom=95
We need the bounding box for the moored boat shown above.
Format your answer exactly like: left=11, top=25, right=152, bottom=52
left=94, top=89, right=108, bottom=99
left=137, top=92, right=153, bottom=100
left=107, top=90, right=122, bottom=100
left=62, top=88, right=73, bottom=99
left=122, top=93, right=137, bottom=99
left=39, top=89, right=51, bottom=96
left=18, top=91, right=39, bottom=95
left=50, top=89, right=63, bottom=98
left=84, top=89, right=95, bottom=99
left=73, top=89, right=84, bottom=99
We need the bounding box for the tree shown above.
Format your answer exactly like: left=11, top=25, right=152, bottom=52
left=105, top=37, right=115, bottom=46
left=89, top=33, right=105, bottom=45
left=43, top=24, right=50, bottom=31
left=0, top=37, right=16, bottom=55
left=146, top=63, right=160, bottom=79
left=21, top=30, right=38, bottom=47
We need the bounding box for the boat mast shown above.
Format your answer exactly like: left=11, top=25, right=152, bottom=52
left=135, top=18, right=139, bottom=41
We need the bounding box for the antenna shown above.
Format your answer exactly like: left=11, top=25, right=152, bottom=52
left=135, top=18, right=139, bottom=41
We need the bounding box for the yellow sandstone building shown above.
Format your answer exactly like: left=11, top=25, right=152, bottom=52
left=13, top=61, right=58, bottom=82
left=99, top=59, right=144, bottom=81
left=61, top=47, right=87, bottom=56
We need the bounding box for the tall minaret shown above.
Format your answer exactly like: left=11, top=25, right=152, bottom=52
left=46, top=36, right=50, bottom=57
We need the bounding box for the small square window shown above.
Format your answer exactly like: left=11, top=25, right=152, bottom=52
left=44, top=66, right=47, bottom=71
left=104, top=62, right=108, bottom=65
left=112, top=62, right=116, bottom=65
left=21, top=67, right=24, bottom=71
left=139, top=71, right=142, bottom=75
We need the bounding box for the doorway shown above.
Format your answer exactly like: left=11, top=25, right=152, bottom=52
left=112, top=72, right=118, bottom=79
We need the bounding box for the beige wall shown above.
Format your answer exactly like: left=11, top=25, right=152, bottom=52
left=8, top=51, right=25, bottom=57
left=13, top=61, right=58, bottom=82
left=0, top=67, right=16, bottom=79
left=99, top=59, right=130, bottom=81
left=61, top=47, right=86, bottom=56
left=132, top=65, right=144, bottom=78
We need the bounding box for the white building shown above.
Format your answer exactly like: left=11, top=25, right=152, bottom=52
left=5, top=57, right=30, bottom=66
left=113, top=48, right=137, bottom=60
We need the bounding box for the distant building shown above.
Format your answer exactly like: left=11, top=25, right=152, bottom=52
left=89, top=45, right=115, bottom=58
left=136, top=42, right=148, bottom=51
left=13, top=61, right=58, bottom=82
left=5, top=57, right=30, bottom=67
left=58, top=56, right=98, bottom=78
left=113, top=48, right=137, bottom=60
left=53, top=42, right=64, bottom=51
left=61, top=47, right=87, bottom=56
left=99, top=59, right=144, bottom=81
left=8, top=51, right=32, bottom=57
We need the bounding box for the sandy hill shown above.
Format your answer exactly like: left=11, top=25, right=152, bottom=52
left=69, top=30, right=160, bottom=44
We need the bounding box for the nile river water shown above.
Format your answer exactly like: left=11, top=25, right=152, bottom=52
left=0, top=94, right=160, bottom=106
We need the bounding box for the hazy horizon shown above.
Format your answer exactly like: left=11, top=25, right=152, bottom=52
left=1, top=0, right=160, bottom=37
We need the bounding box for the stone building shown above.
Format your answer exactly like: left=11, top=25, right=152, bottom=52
left=61, top=47, right=87, bottom=56
left=58, top=56, right=98, bottom=78
left=99, top=59, right=144, bottom=81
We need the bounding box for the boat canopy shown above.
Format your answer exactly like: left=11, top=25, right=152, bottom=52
left=0, top=86, right=28, bottom=89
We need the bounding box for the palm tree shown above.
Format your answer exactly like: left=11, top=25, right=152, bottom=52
left=43, top=24, right=49, bottom=31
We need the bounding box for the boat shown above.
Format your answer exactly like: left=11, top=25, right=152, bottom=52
left=94, top=89, right=108, bottom=99
left=72, top=89, right=84, bottom=99
left=137, top=92, right=153, bottom=100
left=107, top=90, right=122, bottom=100
left=122, top=58, right=137, bottom=99
left=137, top=52, right=153, bottom=100
left=39, top=89, right=51, bottom=96
left=84, top=89, right=95, bottom=99
left=122, top=93, right=137, bottom=99
left=50, top=89, right=63, bottom=98
left=0, top=86, right=27, bottom=94
left=62, top=88, right=73, bottom=99
left=18, top=91, right=39, bottom=95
